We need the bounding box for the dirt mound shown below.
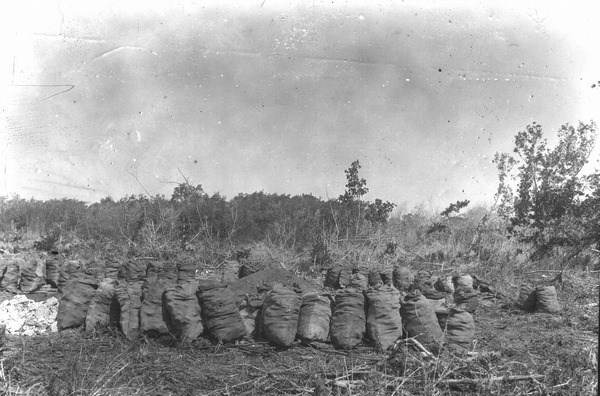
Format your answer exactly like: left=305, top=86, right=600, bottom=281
left=0, top=295, right=58, bottom=336
left=227, top=268, right=321, bottom=300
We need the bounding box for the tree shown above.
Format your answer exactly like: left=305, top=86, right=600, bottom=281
left=339, top=160, right=369, bottom=235
left=494, top=120, right=599, bottom=259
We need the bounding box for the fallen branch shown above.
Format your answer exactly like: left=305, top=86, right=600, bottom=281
left=393, top=337, right=437, bottom=360
left=441, top=374, right=545, bottom=385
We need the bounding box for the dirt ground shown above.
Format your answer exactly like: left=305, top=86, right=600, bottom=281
left=0, top=270, right=597, bottom=395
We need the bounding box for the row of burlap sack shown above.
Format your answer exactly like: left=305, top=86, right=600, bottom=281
left=57, top=269, right=476, bottom=354
left=241, top=284, right=475, bottom=353
left=57, top=258, right=202, bottom=340
left=0, top=253, right=61, bottom=293
left=325, top=265, right=480, bottom=314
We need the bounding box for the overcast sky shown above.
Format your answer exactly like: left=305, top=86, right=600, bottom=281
left=1, top=0, right=598, bottom=210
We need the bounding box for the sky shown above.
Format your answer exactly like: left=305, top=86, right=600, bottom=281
left=1, top=0, right=599, bottom=210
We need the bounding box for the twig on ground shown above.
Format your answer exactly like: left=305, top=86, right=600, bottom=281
left=441, top=374, right=545, bottom=385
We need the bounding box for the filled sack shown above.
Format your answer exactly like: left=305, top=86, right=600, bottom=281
left=348, top=272, right=368, bottom=291
left=368, top=269, right=383, bottom=287
left=177, top=260, right=197, bottom=282
left=1, top=257, right=22, bottom=293
left=297, top=293, right=333, bottom=343
left=165, top=281, right=204, bottom=342
left=57, top=273, right=99, bottom=330
left=58, top=260, right=82, bottom=292
left=239, top=261, right=263, bottom=279
left=220, top=260, right=240, bottom=284
left=119, top=259, right=147, bottom=282
left=20, top=256, right=45, bottom=293
left=535, top=285, right=561, bottom=314
left=261, top=285, right=303, bottom=347
left=140, top=278, right=174, bottom=335
left=365, top=285, right=403, bottom=350
left=337, top=267, right=352, bottom=289
left=453, top=286, right=479, bottom=314
left=400, top=293, right=444, bottom=348
left=445, top=308, right=475, bottom=353
left=324, top=266, right=341, bottom=289
left=380, top=268, right=394, bottom=286
left=45, top=253, right=61, bottom=288
left=515, top=283, right=537, bottom=311
left=116, top=281, right=144, bottom=340
left=85, top=278, right=120, bottom=331
left=330, top=290, right=366, bottom=350
left=392, top=266, right=414, bottom=292
left=452, top=274, right=474, bottom=289
left=199, top=287, right=246, bottom=343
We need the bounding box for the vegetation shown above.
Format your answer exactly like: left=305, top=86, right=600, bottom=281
left=494, top=120, right=599, bottom=263
left=0, top=123, right=597, bottom=395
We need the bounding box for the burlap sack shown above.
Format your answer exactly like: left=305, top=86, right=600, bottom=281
left=58, top=260, right=82, bottom=292
left=330, top=290, right=366, bottom=350
left=140, top=278, right=174, bottom=335
left=85, top=278, right=120, bottom=331
left=368, top=269, right=383, bottom=287
left=1, top=257, right=22, bottom=293
left=119, top=259, right=147, bottom=282
left=535, top=285, right=561, bottom=314
left=199, top=287, right=246, bottom=343
left=452, top=274, right=474, bottom=289
left=239, top=261, right=263, bottom=279
left=348, top=272, right=368, bottom=291
left=380, top=269, right=394, bottom=286
left=116, top=281, right=144, bottom=340
left=400, top=293, right=444, bottom=348
left=365, top=285, right=403, bottom=350
left=445, top=308, right=475, bottom=353
left=57, top=273, right=99, bottom=330
left=392, top=266, right=414, bottom=292
left=45, top=253, right=61, bottom=288
left=453, top=286, right=479, bottom=314
left=337, top=267, right=352, bottom=289
left=220, top=260, right=240, bottom=284
left=177, top=260, right=197, bottom=282
left=164, top=281, right=204, bottom=342
left=297, top=293, right=333, bottom=343
left=261, top=285, right=303, bottom=347
left=324, top=266, right=341, bottom=288
left=515, top=283, right=537, bottom=311
left=20, top=257, right=45, bottom=293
